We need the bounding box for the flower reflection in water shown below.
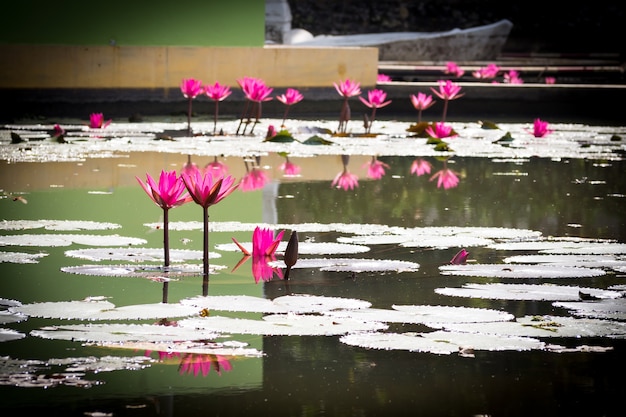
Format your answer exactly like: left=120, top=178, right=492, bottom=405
left=205, top=156, right=229, bottom=177
left=410, top=158, right=433, bottom=177
left=151, top=351, right=233, bottom=377
left=332, top=155, right=359, bottom=191
left=240, top=156, right=270, bottom=192
left=232, top=226, right=285, bottom=283
left=363, top=156, right=389, bottom=180
left=430, top=160, right=460, bottom=190
left=279, top=153, right=301, bottom=177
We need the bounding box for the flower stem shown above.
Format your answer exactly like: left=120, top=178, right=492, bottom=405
left=202, top=206, right=210, bottom=296
left=187, top=98, right=193, bottom=136
left=162, top=208, right=170, bottom=303
left=213, top=101, right=219, bottom=135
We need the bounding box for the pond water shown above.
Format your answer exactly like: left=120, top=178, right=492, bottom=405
left=0, top=117, right=625, bottom=417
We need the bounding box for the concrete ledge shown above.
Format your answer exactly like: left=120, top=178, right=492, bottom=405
left=0, top=44, right=378, bottom=89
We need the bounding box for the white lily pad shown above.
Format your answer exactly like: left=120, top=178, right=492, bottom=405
left=439, top=264, right=605, bottom=278
left=178, top=314, right=387, bottom=336
left=60, top=263, right=218, bottom=279
left=0, top=220, right=121, bottom=231
left=64, top=248, right=208, bottom=262
left=400, top=236, right=494, bottom=249
left=31, top=323, right=222, bottom=343
left=435, top=283, right=622, bottom=301
left=325, top=304, right=514, bottom=325
left=0, top=233, right=147, bottom=247
left=439, top=315, right=626, bottom=339
left=0, top=328, right=26, bottom=342
left=270, top=257, right=419, bottom=273
left=489, top=240, right=626, bottom=254
left=553, top=298, right=626, bottom=320
left=0, top=355, right=152, bottom=388
left=339, top=330, right=545, bottom=354
left=503, top=254, right=626, bottom=269
left=182, top=294, right=371, bottom=314
left=0, top=250, right=48, bottom=263
left=10, top=297, right=115, bottom=320
left=100, top=340, right=263, bottom=357
left=391, top=304, right=515, bottom=324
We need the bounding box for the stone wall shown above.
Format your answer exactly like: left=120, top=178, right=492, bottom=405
left=287, top=0, right=625, bottom=56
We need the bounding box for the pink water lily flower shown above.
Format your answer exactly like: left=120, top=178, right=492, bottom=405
left=449, top=248, right=469, bottom=265
left=430, top=167, right=460, bottom=190
left=137, top=170, right=192, bottom=210
left=334, top=78, right=362, bottom=134
left=136, top=170, right=192, bottom=287
left=530, top=118, right=553, bottom=137
left=444, top=62, right=465, bottom=78
left=410, top=92, right=436, bottom=123
left=377, top=73, right=392, bottom=82
left=363, top=157, right=390, bottom=180
left=359, top=89, right=392, bottom=133
left=181, top=165, right=239, bottom=295
left=410, top=158, right=433, bottom=176
left=276, top=88, right=304, bottom=127
left=180, top=77, right=204, bottom=135
left=89, top=113, right=111, bottom=129
left=545, top=76, right=556, bottom=84
left=425, top=122, right=457, bottom=139
left=504, top=70, right=523, bottom=84
left=205, top=81, right=232, bottom=134
left=181, top=167, right=238, bottom=209
left=232, top=226, right=285, bottom=282
left=472, top=63, right=500, bottom=80
left=430, top=80, right=464, bottom=121
left=236, top=76, right=273, bottom=135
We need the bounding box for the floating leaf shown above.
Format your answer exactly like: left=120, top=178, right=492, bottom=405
left=301, top=135, right=334, bottom=145
left=179, top=314, right=387, bottom=336
left=0, top=234, right=146, bottom=247
left=553, top=299, right=626, bottom=320
left=439, top=264, right=606, bottom=278
left=270, top=257, right=419, bottom=273
left=435, top=283, right=622, bottom=301
left=264, top=130, right=297, bottom=142
left=60, top=263, right=215, bottom=279
left=0, top=251, right=48, bottom=264
left=31, top=323, right=223, bottom=343
left=0, top=220, right=121, bottom=231
left=65, top=248, right=208, bottom=262
left=182, top=294, right=371, bottom=314
left=440, top=315, right=626, bottom=339
left=340, top=330, right=545, bottom=354
left=479, top=120, right=500, bottom=130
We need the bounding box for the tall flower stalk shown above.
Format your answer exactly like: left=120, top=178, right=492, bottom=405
left=204, top=81, right=232, bottom=135
left=430, top=80, right=464, bottom=122
left=182, top=166, right=239, bottom=296
left=410, top=92, right=436, bottom=123
left=136, top=170, right=192, bottom=302
left=334, top=79, right=361, bottom=134
left=236, top=77, right=273, bottom=135
left=180, top=78, right=204, bottom=136
left=359, top=89, right=392, bottom=134
left=276, top=88, right=303, bottom=128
